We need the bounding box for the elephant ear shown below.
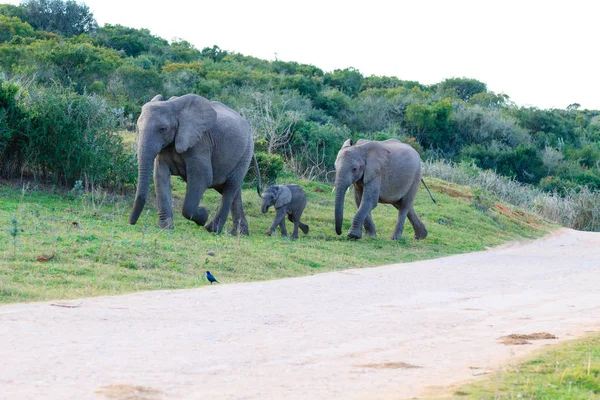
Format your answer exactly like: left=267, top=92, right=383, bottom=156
left=150, top=94, right=164, bottom=102
left=342, top=139, right=354, bottom=148
left=363, top=143, right=390, bottom=184
left=275, top=185, right=292, bottom=208
left=173, top=95, right=217, bottom=153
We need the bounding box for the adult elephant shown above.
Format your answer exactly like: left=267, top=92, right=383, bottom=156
left=333, top=138, right=435, bottom=240
left=128, top=94, right=261, bottom=235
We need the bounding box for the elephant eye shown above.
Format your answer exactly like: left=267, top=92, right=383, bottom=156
left=159, top=127, right=167, bottom=134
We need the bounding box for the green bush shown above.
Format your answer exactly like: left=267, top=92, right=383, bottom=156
left=2, top=83, right=136, bottom=189
left=0, top=80, right=29, bottom=178
left=538, top=176, right=578, bottom=195
left=288, top=120, right=350, bottom=180
left=244, top=151, right=284, bottom=186
left=461, top=144, right=545, bottom=184
left=0, top=14, right=35, bottom=43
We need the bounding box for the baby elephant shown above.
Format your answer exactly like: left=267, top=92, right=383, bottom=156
left=261, top=184, right=309, bottom=239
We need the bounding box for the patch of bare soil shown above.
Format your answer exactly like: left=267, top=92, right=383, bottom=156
left=96, top=384, right=163, bottom=400
left=494, top=203, right=544, bottom=228
left=429, top=183, right=472, bottom=200
left=499, top=332, right=558, bottom=345
left=356, top=361, right=422, bottom=369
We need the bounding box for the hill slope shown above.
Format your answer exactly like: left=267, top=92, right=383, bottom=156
left=0, top=178, right=552, bottom=304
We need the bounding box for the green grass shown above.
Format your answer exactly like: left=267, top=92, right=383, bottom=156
left=443, top=334, right=600, bottom=399
left=0, top=178, right=553, bottom=304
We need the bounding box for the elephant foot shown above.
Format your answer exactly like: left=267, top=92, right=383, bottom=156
left=290, top=234, right=298, bottom=239
left=265, top=230, right=273, bottom=236
left=347, top=231, right=362, bottom=240
left=184, top=207, right=208, bottom=226
left=158, top=218, right=174, bottom=229
left=229, top=226, right=249, bottom=236
left=347, top=224, right=363, bottom=239
left=414, top=228, right=428, bottom=240
left=391, top=233, right=403, bottom=240
left=205, top=218, right=224, bottom=234
left=300, top=224, right=309, bottom=235
left=364, top=230, right=377, bottom=237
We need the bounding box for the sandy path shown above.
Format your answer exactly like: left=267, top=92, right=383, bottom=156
left=1, top=229, right=599, bottom=400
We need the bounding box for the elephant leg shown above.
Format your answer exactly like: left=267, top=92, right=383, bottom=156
left=228, top=187, right=249, bottom=236
left=391, top=177, right=421, bottom=240
left=408, top=208, right=428, bottom=240
left=279, top=218, right=288, bottom=237
left=349, top=182, right=379, bottom=239
left=353, top=185, right=376, bottom=237
left=154, top=158, right=174, bottom=229
left=291, top=211, right=309, bottom=235
left=391, top=199, right=410, bottom=240
left=266, top=207, right=287, bottom=236
left=205, top=187, right=234, bottom=234
left=290, top=213, right=300, bottom=239
left=181, top=175, right=209, bottom=227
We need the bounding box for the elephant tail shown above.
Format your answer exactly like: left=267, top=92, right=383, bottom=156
left=421, top=178, right=437, bottom=204
left=253, top=153, right=263, bottom=197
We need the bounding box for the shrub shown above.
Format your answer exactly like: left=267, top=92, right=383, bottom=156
left=424, top=160, right=600, bottom=232
left=538, top=176, right=577, bottom=195
left=287, top=120, right=349, bottom=181
left=2, top=83, right=136, bottom=189
left=461, top=144, right=545, bottom=184
left=0, top=80, right=28, bottom=177
left=452, top=105, right=530, bottom=149
left=244, top=151, right=284, bottom=186
left=0, top=14, right=35, bottom=43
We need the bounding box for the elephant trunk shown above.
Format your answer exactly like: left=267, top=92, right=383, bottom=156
left=129, top=144, right=158, bottom=225
left=334, top=181, right=349, bottom=235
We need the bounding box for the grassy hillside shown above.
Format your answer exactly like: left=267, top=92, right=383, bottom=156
left=0, top=179, right=552, bottom=304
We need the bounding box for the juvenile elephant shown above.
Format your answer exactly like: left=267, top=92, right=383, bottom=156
left=334, top=138, right=435, bottom=240
left=128, top=94, right=261, bottom=235
left=261, top=184, right=309, bottom=239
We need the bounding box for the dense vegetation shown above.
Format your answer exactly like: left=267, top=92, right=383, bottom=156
left=1, top=0, right=599, bottom=230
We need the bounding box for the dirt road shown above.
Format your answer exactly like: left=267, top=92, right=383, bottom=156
left=1, top=229, right=599, bottom=400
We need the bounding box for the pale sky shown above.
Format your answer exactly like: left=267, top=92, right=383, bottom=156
left=7, top=0, right=600, bottom=109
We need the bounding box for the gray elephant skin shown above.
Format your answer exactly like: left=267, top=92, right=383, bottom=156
left=129, top=94, right=260, bottom=235
left=261, top=184, right=309, bottom=239
left=334, top=138, right=430, bottom=240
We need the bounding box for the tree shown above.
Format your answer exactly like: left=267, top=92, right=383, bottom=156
left=437, top=77, right=487, bottom=102
left=242, top=91, right=302, bottom=154
left=21, top=0, right=97, bottom=37
left=28, top=39, right=122, bottom=92
left=92, top=24, right=169, bottom=58
left=468, top=91, right=509, bottom=109
left=405, top=102, right=435, bottom=141
left=0, top=4, right=27, bottom=20
left=168, top=39, right=201, bottom=63
left=0, top=15, right=35, bottom=43
left=201, top=45, right=228, bottom=62
left=324, top=67, right=363, bottom=97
